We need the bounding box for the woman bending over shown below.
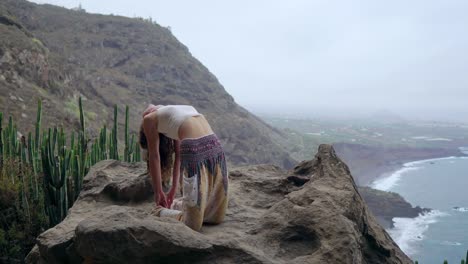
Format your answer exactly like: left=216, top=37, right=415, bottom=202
left=139, top=104, right=229, bottom=231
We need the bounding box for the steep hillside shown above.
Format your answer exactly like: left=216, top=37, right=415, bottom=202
left=0, top=0, right=295, bottom=168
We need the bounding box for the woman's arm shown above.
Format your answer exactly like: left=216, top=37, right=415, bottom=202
left=143, top=112, right=167, bottom=207
left=167, top=140, right=181, bottom=207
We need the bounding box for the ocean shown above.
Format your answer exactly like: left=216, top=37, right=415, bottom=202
left=371, top=155, right=468, bottom=264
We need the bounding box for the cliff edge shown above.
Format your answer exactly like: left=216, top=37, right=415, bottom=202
left=26, top=145, right=412, bottom=264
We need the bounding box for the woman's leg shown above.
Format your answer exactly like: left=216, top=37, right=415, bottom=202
left=180, top=167, right=208, bottom=231
left=152, top=168, right=207, bottom=231
left=202, top=164, right=228, bottom=224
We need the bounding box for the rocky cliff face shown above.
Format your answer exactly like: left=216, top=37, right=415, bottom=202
left=358, top=187, right=429, bottom=229
left=26, top=145, right=412, bottom=264
left=0, top=0, right=295, bottom=168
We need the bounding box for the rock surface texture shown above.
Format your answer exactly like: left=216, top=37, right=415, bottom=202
left=26, top=145, right=412, bottom=264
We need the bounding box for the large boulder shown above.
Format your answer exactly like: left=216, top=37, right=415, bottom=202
left=26, top=145, right=412, bottom=264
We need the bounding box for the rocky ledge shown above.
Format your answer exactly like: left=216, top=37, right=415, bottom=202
left=26, top=145, right=412, bottom=264
left=359, top=187, right=430, bottom=229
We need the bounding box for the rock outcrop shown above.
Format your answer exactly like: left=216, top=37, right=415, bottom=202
left=26, top=145, right=412, bottom=264
left=358, top=187, right=430, bottom=229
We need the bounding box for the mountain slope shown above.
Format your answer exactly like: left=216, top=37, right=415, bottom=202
left=0, top=0, right=295, bottom=168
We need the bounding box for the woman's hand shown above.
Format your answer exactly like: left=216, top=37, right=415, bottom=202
left=155, top=191, right=168, bottom=208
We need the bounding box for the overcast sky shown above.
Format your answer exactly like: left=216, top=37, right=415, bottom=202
left=29, top=0, right=468, bottom=121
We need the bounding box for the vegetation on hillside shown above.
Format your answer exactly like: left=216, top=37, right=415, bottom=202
left=0, top=98, right=140, bottom=262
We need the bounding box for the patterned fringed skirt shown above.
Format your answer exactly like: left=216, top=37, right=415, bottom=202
left=156, top=134, right=229, bottom=231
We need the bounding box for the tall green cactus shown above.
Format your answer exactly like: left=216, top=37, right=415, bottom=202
left=41, top=126, right=73, bottom=226
left=33, top=101, right=42, bottom=199
left=124, top=105, right=129, bottom=162
left=100, top=125, right=107, bottom=160
left=134, top=138, right=141, bottom=162
left=78, top=97, right=85, bottom=141
left=0, top=112, right=3, bottom=168
left=111, top=104, right=118, bottom=160
left=35, top=99, right=42, bottom=150
left=1, top=97, right=141, bottom=227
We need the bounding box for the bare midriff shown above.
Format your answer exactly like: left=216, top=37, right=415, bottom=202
left=178, top=115, right=214, bottom=140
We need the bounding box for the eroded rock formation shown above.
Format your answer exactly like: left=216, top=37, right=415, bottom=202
left=26, top=145, right=412, bottom=264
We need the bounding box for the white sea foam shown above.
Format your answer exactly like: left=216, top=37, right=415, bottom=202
left=371, top=167, right=420, bottom=191
left=425, top=138, right=452, bottom=142
left=388, top=211, right=448, bottom=256
left=411, top=136, right=452, bottom=141
left=458, top=147, right=468, bottom=155
left=371, top=156, right=462, bottom=191
left=452, top=207, right=468, bottom=212
left=404, top=156, right=457, bottom=167
left=440, top=241, right=462, bottom=246
left=412, top=136, right=430, bottom=140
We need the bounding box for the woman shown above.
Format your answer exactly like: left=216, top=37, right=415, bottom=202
left=139, top=104, right=229, bottom=231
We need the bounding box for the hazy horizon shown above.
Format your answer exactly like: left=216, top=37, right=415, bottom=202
left=29, top=0, right=468, bottom=122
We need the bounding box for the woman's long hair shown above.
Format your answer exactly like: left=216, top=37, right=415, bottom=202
left=139, top=125, right=174, bottom=187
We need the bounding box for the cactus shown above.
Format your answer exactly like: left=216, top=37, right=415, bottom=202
left=41, top=126, right=73, bottom=226
left=135, top=139, right=141, bottom=162
left=1, top=97, right=140, bottom=227
left=78, top=97, right=85, bottom=140
left=100, top=125, right=107, bottom=160
left=35, top=99, right=42, bottom=150
left=124, top=105, right=129, bottom=162
left=111, top=104, right=118, bottom=160
left=0, top=112, right=3, bottom=168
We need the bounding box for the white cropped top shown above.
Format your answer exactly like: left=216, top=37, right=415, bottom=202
left=156, top=105, right=201, bottom=140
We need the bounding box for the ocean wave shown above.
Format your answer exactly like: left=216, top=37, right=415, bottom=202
left=371, top=155, right=462, bottom=191
left=388, top=210, right=448, bottom=256
left=440, top=241, right=462, bottom=246
left=404, top=156, right=457, bottom=167
left=459, top=147, right=468, bottom=155
left=452, top=207, right=468, bottom=212
left=371, top=167, right=420, bottom=191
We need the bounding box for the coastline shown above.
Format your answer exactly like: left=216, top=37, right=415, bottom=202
left=333, top=142, right=466, bottom=186
left=366, top=155, right=467, bottom=228
left=333, top=143, right=467, bottom=231
left=370, top=155, right=468, bottom=191
left=369, top=153, right=468, bottom=260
